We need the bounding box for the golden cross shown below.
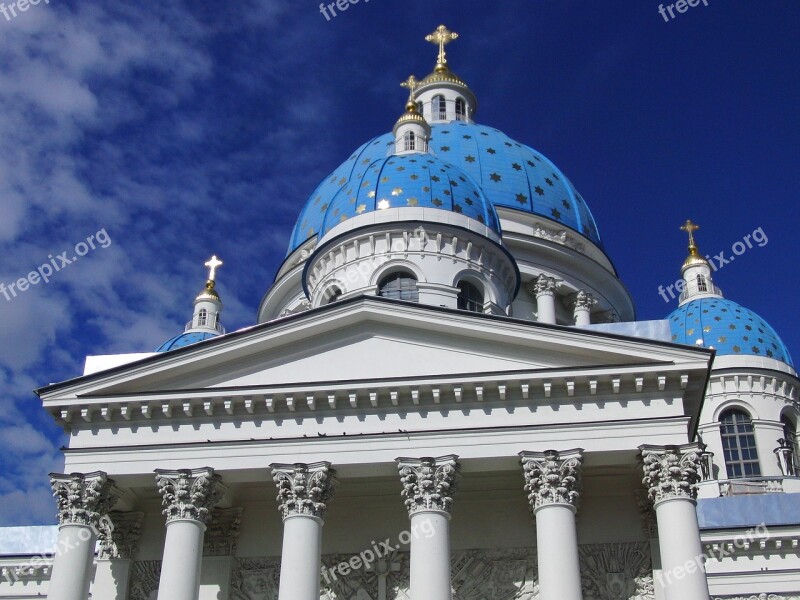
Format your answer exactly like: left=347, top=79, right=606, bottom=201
left=400, top=75, right=419, bottom=102
left=204, top=255, right=223, bottom=283
left=425, top=25, right=459, bottom=68
left=680, top=219, right=700, bottom=248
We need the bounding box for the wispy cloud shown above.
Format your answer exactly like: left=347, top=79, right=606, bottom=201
left=0, top=0, right=338, bottom=524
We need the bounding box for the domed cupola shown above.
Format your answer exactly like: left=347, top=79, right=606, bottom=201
left=156, top=256, right=227, bottom=352
left=393, top=76, right=432, bottom=155
left=666, top=221, right=793, bottom=369
left=414, top=25, right=477, bottom=124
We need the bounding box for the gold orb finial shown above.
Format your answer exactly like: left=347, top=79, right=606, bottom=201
left=425, top=24, right=459, bottom=72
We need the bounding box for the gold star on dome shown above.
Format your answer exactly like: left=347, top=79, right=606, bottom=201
left=378, top=199, right=390, bottom=210
left=407, top=198, right=419, bottom=206
left=368, top=191, right=376, bottom=198
left=392, top=187, right=403, bottom=196
left=356, top=204, right=367, bottom=214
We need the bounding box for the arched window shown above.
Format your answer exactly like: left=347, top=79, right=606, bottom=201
left=782, top=414, right=799, bottom=476
left=457, top=280, right=484, bottom=313
left=697, top=274, right=709, bottom=292
left=455, top=98, right=466, bottom=121
left=197, top=308, right=208, bottom=327
left=403, top=131, right=416, bottom=152
left=326, top=287, right=343, bottom=304
left=720, top=409, right=761, bottom=478
left=434, top=95, right=447, bottom=121
left=416, top=101, right=424, bottom=115
left=378, top=272, right=419, bottom=302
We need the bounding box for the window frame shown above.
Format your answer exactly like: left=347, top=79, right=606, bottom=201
left=377, top=271, right=419, bottom=302
left=719, top=408, right=761, bottom=479
left=457, top=280, right=485, bottom=313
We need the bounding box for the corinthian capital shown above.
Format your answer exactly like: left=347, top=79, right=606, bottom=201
left=639, top=444, right=702, bottom=505
left=570, top=290, right=598, bottom=312
left=98, top=511, right=143, bottom=559
left=528, top=275, right=561, bottom=298
left=396, top=455, right=461, bottom=515
left=270, top=462, right=337, bottom=520
left=519, top=449, right=584, bottom=511
left=50, top=471, right=119, bottom=528
left=155, top=467, right=226, bottom=525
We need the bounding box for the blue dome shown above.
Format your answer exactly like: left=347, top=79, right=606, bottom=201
left=156, top=331, right=219, bottom=352
left=288, top=122, right=600, bottom=254
left=668, top=298, right=793, bottom=367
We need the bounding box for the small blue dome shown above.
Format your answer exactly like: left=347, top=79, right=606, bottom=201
left=288, top=122, right=600, bottom=255
left=156, top=331, right=219, bottom=352
left=668, top=298, right=793, bottom=367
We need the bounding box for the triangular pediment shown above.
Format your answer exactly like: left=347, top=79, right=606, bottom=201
left=39, top=297, right=711, bottom=400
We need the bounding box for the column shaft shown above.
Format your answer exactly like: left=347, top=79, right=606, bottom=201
left=154, top=468, right=225, bottom=600
left=48, top=472, right=118, bottom=600
left=271, top=462, right=337, bottom=600
left=641, top=444, right=710, bottom=600
left=655, top=499, right=709, bottom=599
left=535, top=505, right=582, bottom=600
left=520, top=449, right=584, bottom=600
left=537, top=293, right=556, bottom=324
left=574, top=307, right=591, bottom=326
left=409, top=512, right=451, bottom=600
left=48, top=525, right=97, bottom=600
left=277, top=515, right=323, bottom=600
left=158, top=520, right=206, bottom=600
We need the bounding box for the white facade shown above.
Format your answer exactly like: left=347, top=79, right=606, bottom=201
left=2, top=23, right=799, bottom=600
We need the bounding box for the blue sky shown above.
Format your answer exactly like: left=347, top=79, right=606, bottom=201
left=0, top=1, right=797, bottom=525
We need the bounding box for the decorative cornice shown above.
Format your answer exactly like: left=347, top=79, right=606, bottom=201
left=528, top=275, right=561, bottom=298
left=155, top=468, right=225, bottom=525
left=396, top=455, right=461, bottom=515
left=519, top=449, right=584, bottom=511
left=204, top=507, right=243, bottom=556
left=50, top=471, right=119, bottom=528
left=640, top=444, right=702, bottom=505
left=270, top=462, right=337, bottom=520
left=98, top=511, right=143, bottom=559
left=531, top=223, right=587, bottom=253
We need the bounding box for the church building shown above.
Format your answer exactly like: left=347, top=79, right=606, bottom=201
left=1, top=24, right=798, bottom=600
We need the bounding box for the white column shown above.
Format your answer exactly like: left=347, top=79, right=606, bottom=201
left=91, top=511, right=143, bottom=600
left=155, top=468, right=226, bottom=600
left=520, top=449, right=584, bottom=600
left=529, top=276, right=561, bottom=324
left=271, top=462, right=338, bottom=600
left=48, top=472, right=119, bottom=600
left=570, top=290, right=597, bottom=326
left=396, top=455, right=460, bottom=600
left=641, top=444, right=710, bottom=600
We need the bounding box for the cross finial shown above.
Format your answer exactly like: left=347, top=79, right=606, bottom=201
left=204, top=255, right=223, bottom=285
left=400, top=75, right=420, bottom=103
left=425, top=25, right=459, bottom=71
left=680, top=219, right=700, bottom=252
